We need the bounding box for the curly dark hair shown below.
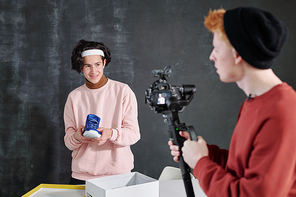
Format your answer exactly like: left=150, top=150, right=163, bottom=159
left=71, top=39, right=112, bottom=73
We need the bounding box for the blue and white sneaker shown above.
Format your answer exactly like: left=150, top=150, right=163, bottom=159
left=83, top=114, right=101, bottom=138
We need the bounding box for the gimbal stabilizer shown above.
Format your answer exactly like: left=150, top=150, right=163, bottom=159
left=145, top=66, right=197, bottom=197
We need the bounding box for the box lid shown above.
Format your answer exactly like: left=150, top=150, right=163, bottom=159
left=22, top=184, right=85, bottom=197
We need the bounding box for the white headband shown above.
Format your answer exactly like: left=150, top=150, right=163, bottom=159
left=81, top=49, right=105, bottom=57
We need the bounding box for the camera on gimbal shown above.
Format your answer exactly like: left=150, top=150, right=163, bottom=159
left=144, top=65, right=197, bottom=197
left=145, top=66, right=196, bottom=114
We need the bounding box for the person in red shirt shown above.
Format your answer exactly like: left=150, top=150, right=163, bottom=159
left=169, top=7, right=296, bottom=196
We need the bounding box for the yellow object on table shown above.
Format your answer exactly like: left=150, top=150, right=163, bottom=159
left=22, top=184, right=85, bottom=197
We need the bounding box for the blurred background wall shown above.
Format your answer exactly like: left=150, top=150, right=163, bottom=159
left=1, top=0, right=295, bottom=196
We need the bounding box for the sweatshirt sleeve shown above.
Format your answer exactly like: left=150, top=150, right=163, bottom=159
left=63, top=94, right=83, bottom=150
left=207, top=144, right=229, bottom=168
left=109, top=87, right=140, bottom=146
left=193, top=116, right=296, bottom=197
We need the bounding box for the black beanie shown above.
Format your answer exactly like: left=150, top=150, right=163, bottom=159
left=223, top=7, right=289, bottom=69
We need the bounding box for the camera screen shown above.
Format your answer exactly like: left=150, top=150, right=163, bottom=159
left=154, top=91, right=172, bottom=105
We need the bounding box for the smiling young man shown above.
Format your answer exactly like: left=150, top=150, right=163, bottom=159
left=64, top=40, right=140, bottom=184
left=169, top=7, right=296, bottom=196
left=82, top=54, right=105, bottom=84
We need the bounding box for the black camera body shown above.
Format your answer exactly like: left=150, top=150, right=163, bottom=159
left=145, top=66, right=196, bottom=114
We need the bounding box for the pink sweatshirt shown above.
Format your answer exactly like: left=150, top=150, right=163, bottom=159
left=64, top=79, right=140, bottom=180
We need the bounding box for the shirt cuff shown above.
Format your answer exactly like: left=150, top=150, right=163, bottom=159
left=193, top=156, right=211, bottom=179
left=109, top=128, right=118, bottom=142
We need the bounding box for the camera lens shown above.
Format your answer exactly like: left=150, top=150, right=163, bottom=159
left=182, top=85, right=196, bottom=94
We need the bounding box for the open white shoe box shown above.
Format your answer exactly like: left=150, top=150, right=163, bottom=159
left=85, top=172, right=207, bottom=197
left=85, top=172, right=157, bottom=197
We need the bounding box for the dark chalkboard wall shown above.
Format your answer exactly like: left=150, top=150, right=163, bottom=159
left=1, top=0, right=295, bottom=196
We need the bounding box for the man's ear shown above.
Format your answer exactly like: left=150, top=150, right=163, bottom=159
left=232, top=48, right=242, bottom=64
left=103, top=59, right=107, bottom=67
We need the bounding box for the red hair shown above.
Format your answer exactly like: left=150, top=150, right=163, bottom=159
left=204, top=9, right=228, bottom=41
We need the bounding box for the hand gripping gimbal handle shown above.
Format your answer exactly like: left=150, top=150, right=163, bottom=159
left=168, top=116, right=196, bottom=197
